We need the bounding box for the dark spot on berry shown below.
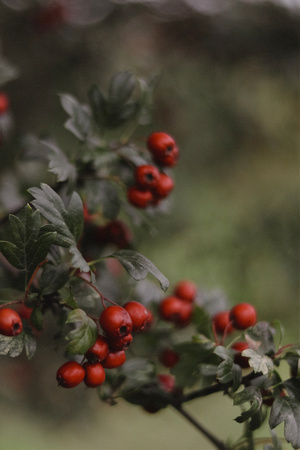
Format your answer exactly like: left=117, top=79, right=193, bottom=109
left=119, top=325, right=128, bottom=336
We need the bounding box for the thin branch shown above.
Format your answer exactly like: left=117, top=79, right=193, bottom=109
left=172, top=404, right=229, bottom=450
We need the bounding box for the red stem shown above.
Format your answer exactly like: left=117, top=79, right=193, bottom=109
left=25, top=259, right=48, bottom=301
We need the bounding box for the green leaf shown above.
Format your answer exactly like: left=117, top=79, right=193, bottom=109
left=65, top=308, right=97, bottom=355
left=23, top=333, right=37, bottom=360
left=41, top=139, right=77, bottom=185
left=28, top=184, right=88, bottom=271
left=39, top=263, right=70, bottom=296
left=0, top=334, right=24, bottom=357
left=121, top=358, right=155, bottom=383
left=0, top=205, right=57, bottom=283
left=242, top=349, right=274, bottom=375
left=245, top=321, right=276, bottom=355
left=109, top=249, right=169, bottom=292
left=234, top=386, right=262, bottom=423
left=0, top=55, right=19, bottom=86
left=269, top=396, right=300, bottom=449
left=192, top=306, right=213, bottom=338
left=59, top=287, right=79, bottom=309
left=214, top=345, right=234, bottom=362
left=30, top=307, right=44, bottom=331
left=88, top=84, right=107, bottom=128
left=108, top=71, right=136, bottom=105
left=60, top=94, right=91, bottom=140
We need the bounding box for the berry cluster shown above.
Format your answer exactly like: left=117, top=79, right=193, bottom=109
left=56, top=302, right=152, bottom=388
left=159, top=280, right=197, bottom=326
left=127, top=132, right=178, bottom=209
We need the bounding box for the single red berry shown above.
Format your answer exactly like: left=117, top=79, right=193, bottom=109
left=147, top=132, right=179, bottom=167
left=56, top=361, right=85, bottom=388
left=152, top=173, right=174, bottom=199
left=123, top=301, right=150, bottom=332
left=135, top=165, right=160, bottom=190
left=127, top=186, right=153, bottom=208
left=85, top=335, right=109, bottom=363
left=0, top=93, right=9, bottom=115
left=102, top=350, right=126, bottom=369
left=100, top=306, right=132, bottom=339
left=159, top=296, right=193, bottom=326
left=229, top=303, right=257, bottom=330
left=83, top=362, right=106, bottom=387
left=159, top=349, right=180, bottom=368
left=157, top=374, right=176, bottom=393
left=109, top=333, right=133, bottom=351
left=232, top=341, right=250, bottom=368
left=212, top=311, right=234, bottom=335
left=105, top=220, right=132, bottom=249
left=174, top=280, right=197, bottom=303
left=0, top=308, right=23, bottom=336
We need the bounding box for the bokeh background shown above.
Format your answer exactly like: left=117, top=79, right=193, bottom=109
left=0, top=0, right=299, bottom=448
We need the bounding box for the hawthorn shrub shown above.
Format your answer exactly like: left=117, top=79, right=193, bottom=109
left=0, top=68, right=299, bottom=450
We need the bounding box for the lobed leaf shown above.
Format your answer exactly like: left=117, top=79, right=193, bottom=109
left=269, top=396, right=300, bottom=449
left=242, top=348, right=274, bottom=375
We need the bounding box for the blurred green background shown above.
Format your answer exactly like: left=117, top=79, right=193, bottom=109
left=0, top=0, right=299, bottom=448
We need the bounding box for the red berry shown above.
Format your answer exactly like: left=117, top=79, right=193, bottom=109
left=100, top=306, right=132, bottom=339
left=0, top=308, right=23, bottom=336
left=157, top=374, right=176, bottom=393
left=232, top=341, right=249, bottom=368
left=159, top=296, right=193, bottom=326
left=105, top=220, right=132, bottom=249
left=174, top=280, right=197, bottom=303
left=159, top=349, right=180, bottom=368
left=229, top=303, right=257, bottom=330
left=147, top=132, right=179, bottom=167
left=135, top=165, right=160, bottom=190
left=212, top=311, right=234, bottom=335
left=102, top=350, right=126, bottom=369
left=152, top=173, right=174, bottom=199
left=0, top=93, right=9, bottom=115
left=83, top=362, right=106, bottom=387
left=127, top=187, right=153, bottom=208
left=56, top=361, right=85, bottom=388
left=85, top=335, right=109, bottom=363
left=109, top=333, right=133, bottom=351
left=123, top=301, right=150, bottom=332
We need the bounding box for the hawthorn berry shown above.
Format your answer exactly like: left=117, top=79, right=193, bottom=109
left=159, top=349, right=180, bottom=368
left=85, top=335, right=109, bottom=363
left=159, top=296, right=193, bottom=326
left=0, top=308, right=23, bottom=336
left=102, top=350, right=126, bottom=369
left=105, top=220, right=132, bottom=249
left=109, top=333, right=133, bottom=351
left=99, top=306, right=132, bottom=339
left=135, top=165, right=160, bottom=190
left=56, top=361, right=85, bottom=388
left=212, top=311, right=234, bottom=335
left=0, top=93, right=9, bottom=115
left=147, top=132, right=179, bottom=167
left=157, top=374, right=176, bottom=393
left=83, top=362, right=106, bottom=387
left=174, top=280, right=197, bottom=303
left=123, top=301, right=150, bottom=332
left=152, top=173, right=174, bottom=200
left=127, top=186, right=153, bottom=208
left=232, top=341, right=249, bottom=368
left=229, top=303, right=257, bottom=330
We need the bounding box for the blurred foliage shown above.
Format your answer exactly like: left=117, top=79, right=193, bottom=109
left=0, top=0, right=299, bottom=448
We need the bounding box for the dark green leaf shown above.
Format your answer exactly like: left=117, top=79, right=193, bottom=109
left=39, top=263, right=70, bottom=296
left=30, top=307, right=44, bottom=331
left=283, top=379, right=300, bottom=401
left=245, top=321, right=276, bottom=356
left=109, top=249, right=169, bottom=292
left=269, top=396, right=300, bottom=449
left=108, top=71, right=136, bottom=105
left=234, top=386, right=262, bottom=423
left=214, top=345, right=234, bottom=362
left=0, top=240, right=23, bottom=269
left=65, top=308, right=97, bottom=354
left=192, top=306, right=213, bottom=338
left=121, top=358, right=155, bottom=383
left=88, top=84, right=107, bottom=128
